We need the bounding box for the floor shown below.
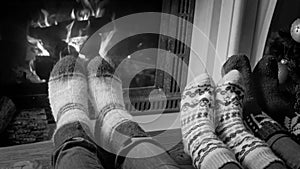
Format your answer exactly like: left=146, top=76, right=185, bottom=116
left=0, top=129, right=194, bottom=169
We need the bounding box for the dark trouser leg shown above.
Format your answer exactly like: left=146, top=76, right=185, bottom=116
left=52, top=122, right=105, bottom=169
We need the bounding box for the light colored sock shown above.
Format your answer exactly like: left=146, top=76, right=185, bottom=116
left=181, top=73, right=241, bottom=169
left=215, top=70, right=284, bottom=169
left=87, top=56, right=144, bottom=154
left=48, top=55, right=92, bottom=132
left=88, top=56, right=181, bottom=169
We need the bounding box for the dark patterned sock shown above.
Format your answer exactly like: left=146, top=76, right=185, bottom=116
left=245, top=111, right=300, bottom=169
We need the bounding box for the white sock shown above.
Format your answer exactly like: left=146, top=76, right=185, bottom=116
left=88, top=56, right=144, bottom=154
left=215, top=70, right=283, bottom=169
left=48, top=55, right=92, bottom=133
left=181, top=73, right=241, bottom=169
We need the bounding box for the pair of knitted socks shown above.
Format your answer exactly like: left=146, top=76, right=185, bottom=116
left=49, top=55, right=180, bottom=169
left=180, top=70, right=285, bottom=169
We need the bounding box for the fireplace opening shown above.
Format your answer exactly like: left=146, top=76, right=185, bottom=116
left=0, top=0, right=163, bottom=90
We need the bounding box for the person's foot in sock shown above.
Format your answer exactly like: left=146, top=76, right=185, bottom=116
left=48, top=55, right=105, bottom=168
left=181, top=73, right=242, bottom=169
left=87, top=56, right=180, bottom=169
left=222, top=55, right=291, bottom=169
left=215, top=69, right=284, bottom=169
left=48, top=55, right=93, bottom=133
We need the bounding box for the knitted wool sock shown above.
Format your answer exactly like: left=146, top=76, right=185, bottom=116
left=87, top=56, right=135, bottom=152
left=48, top=55, right=93, bottom=134
left=222, top=55, right=287, bottom=169
left=245, top=111, right=300, bottom=169
left=88, top=56, right=180, bottom=169
left=215, top=70, right=284, bottom=169
left=181, top=73, right=242, bottom=169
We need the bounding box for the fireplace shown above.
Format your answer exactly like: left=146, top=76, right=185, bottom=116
left=1, top=0, right=195, bottom=109
left=0, top=0, right=195, bottom=145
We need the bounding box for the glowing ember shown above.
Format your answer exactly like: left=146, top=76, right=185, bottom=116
left=27, top=35, right=50, bottom=56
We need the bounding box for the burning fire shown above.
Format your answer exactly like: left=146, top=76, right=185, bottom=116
left=63, top=20, right=89, bottom=59
left=31, top=9, right=57, bottom=28
left=27, top=35, right=50, bottom=56
left=29, top=1, right=105, bottom=56
left=98, top=25, right=116, bottom=58
left=25, top=0, right=107, bottom=83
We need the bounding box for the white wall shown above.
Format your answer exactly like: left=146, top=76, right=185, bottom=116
left=238, top=0, right=277, bottom=68
left=188, top=0, right=247, bottom=83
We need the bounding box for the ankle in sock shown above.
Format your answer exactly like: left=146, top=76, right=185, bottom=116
left=87, top=56, right=147, bottom=152
left=181, top=73, right=241, bottom=169
left=48, top=55, right=92, bottom=134
left=87, top=56, right=179, bottom=169
left=215, top=70, right=284, bottom=169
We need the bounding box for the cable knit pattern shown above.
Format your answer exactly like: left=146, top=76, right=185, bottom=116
left=181, top=73, right=240, bottom=169
left=215, top=70, right=283, bottom=169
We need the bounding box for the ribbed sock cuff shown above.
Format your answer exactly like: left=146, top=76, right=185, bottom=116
left=53, top=121, right=95, bottom=148
left=56, top=109, right=91, bottom=129
left=202, top=148, right=241, bottom=169
left=271, top=136, right=300, bottom=169
left=243, top=147, right=284, bottom=169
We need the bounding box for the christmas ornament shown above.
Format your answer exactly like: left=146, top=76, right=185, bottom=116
left=291, top=18, right=300, bottom=43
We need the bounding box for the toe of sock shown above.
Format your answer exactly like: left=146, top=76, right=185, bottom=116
left=87, top=56, right=116, bottom=77
left=50, top=55, right=86, bottom=79
left=222, top=54, right=250, bottom=76
left=218, top=69, right=244, bottom=88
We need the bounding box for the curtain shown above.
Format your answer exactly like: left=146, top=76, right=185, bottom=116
left=249, top=0, right=278, bottom=68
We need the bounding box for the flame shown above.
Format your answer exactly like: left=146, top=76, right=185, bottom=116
left=25, top=35, right=48, bottom=83
left=70, top=0, right=104, bottom=21
left=95, top=7, right=104, bottom=18
left=98, top=25, right=116, bottom=58
left=64, top=21, right=75, bottom=44
left=30, top=9, right=57, bottom=28
left=41, top=9, right=51, bottom=27
left=98, top=13, right=116, bottom=58
left=63, top=21, right=89, bottom=59
left=79, top=9, right=90, bottom=21
left=27, top=35, right=50, bottom=56
left=28, top=1, right=106, bottom=59
left=71, top=9, right=90, bottom=21
left=81, top=0, right=94, bottom=13
left=71, top=9, right=76, bottom=20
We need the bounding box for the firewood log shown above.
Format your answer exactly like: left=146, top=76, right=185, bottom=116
left=5, top=108, right=49, bottom=145
left=0, top=96, right=16, bottom=134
